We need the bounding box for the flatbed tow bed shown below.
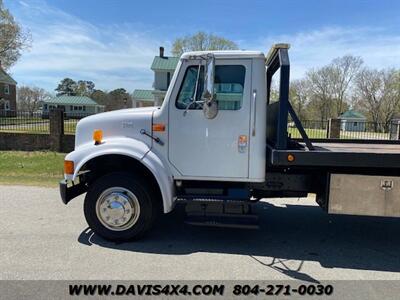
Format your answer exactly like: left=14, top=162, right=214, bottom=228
left=268, top=141, right=400, bottom=169
left=265, top=45, right=400, bottom=171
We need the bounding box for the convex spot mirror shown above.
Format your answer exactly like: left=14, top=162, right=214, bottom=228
left=202, top=55, right=218, bottom=119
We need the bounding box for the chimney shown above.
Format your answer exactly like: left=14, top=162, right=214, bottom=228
left=159, top=46, right=164, bottom=58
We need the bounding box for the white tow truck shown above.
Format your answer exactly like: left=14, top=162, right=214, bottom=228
left=60, top=44, right=400, bottom=241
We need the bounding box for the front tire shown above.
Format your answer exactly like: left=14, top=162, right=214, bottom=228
left=84, top=172, right=158, bottom=241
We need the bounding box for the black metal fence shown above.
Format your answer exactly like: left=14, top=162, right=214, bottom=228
left=63, top=112, right=91, bottom=135
left=339, top=121, right=397, bottom=140
left=0, top=111, right=50, bottom=134
left=0, top=110, right=92, bottom=135
left=288, top=119, right=400, bottom=141
left=288, top=120, right=329, bottom=139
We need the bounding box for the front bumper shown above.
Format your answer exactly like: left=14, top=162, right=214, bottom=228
left=59, top=179, right=88, bottom=204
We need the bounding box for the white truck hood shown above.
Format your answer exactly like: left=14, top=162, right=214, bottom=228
left=74, top=107, right=158, bottom=149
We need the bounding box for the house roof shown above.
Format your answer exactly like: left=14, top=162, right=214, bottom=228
left=339, top=110, right=366, bottom=119
left=0, top=68, right=17, bottom=85
left=151, top=56, right=179, bottom=71
left=45, top=95, right=101, bottom=106
left=132, top=89, right=154, bottom=101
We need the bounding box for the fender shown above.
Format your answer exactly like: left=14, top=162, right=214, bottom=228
left=64, top=137, right=175, bottom=213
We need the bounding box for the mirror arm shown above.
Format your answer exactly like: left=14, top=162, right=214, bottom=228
left=183, top=99, right=204, bottom=116
left=192, top=63, right=201, bottom=101
left=183, top=62, right=202, bottom=116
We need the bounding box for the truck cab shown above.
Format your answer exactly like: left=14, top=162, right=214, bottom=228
left=154, top=50, right=266, bottom=181
left=60, top=44, right=400, bottom=241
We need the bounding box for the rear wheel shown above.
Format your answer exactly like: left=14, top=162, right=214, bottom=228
left=84, top=172, right=159, bottom=241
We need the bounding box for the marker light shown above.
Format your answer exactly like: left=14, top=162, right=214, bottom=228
left=152, top=123, right=166, bottom=132
left=287, top=154, right=295, bottom=162
left=93, top=129, right=103, bottom=145
left=64, top=160, right=74, bottom=175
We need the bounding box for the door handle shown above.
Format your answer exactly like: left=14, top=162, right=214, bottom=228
left=252, top=89, right=257, bottom=136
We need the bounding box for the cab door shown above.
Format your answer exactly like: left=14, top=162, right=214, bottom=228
left=168, top=59, right=252, bottom=179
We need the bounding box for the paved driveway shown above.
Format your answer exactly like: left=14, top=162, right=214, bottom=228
left=1, top=185, right=400, bottom=281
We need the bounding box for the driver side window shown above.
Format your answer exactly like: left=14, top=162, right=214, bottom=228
left=176, top=64, right=245, bottom=111
left=176, top=66, right=204, bottom=109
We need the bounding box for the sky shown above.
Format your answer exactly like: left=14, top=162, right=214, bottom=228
left=4, top=0, right=400, bottom=93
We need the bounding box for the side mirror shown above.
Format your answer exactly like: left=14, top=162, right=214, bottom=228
left=202, top=55, right=218, bottom=119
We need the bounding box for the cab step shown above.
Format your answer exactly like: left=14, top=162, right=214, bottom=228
left=183, top=198, right=259, bottom=229
left=185, top=214, right=259, bottom=229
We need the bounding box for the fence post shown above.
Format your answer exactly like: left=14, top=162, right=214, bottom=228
left=390, top=121, right=400, bottom=140
left=328, top=118, right=341, bottom=139
left=49, top=108, right=64, bottom=152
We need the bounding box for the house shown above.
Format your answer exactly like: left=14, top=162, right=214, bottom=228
left=338, top=110, right=366, bottom=132
left=0, top=62, right=17, bottom=117
left=132, top=89, right=155, bottom=107
left=42, top=95, right=105, bottom=118
left=133, top=47, right=179, bottom=107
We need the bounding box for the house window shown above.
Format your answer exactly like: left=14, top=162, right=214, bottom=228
left=70, top=105, right=73, bottom=110
left=44, top=104, right=48, bottom=110
left=4, top=100, right=10, bottom=110
left=167, top=72, right=171, bottom=87
left=4, top=84, right=10, bottom=95
left=83, top=106, right=86, bottom=111
left=354, top=122, right=358, bottom=126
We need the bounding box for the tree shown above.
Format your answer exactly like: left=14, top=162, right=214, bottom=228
left=55, top=78, right=77, bottom=96
left=172, top=32, right=238, bottom=57
left=55, top=78, right=96, bottom=96
left=329, top=55, right=363, bottom=116
left=380, top=69, right=400, bottom=128
left=17, top=86, right=51, bottom=115
left=108, top=88, right=132, bottom=110
left=290, top=79, right=310, bottom=120
left=0, top=0, right=31, bottom=69
left=91, top=89, right=109, bottom=108
left=354, top=68, right=400, bottom=130
left=75, top=80, right=95, bottom=96
left=305, top=66, right=335, bottom=122
left=300, top=55, right=363, bottom=121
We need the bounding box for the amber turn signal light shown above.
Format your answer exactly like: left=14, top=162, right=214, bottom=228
left=64, top=160, right=74, bottom=175
left=287, top=154, right=295, bottom=162
left=93, top=129, right=103, bottom=145
left=152, top=123, right=166, bottom=132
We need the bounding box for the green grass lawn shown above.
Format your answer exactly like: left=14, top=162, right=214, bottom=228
left=0, top=151, right=65, bottom=187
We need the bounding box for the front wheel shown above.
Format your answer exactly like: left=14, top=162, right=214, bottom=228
left=84, top=172, right=159, bottom=241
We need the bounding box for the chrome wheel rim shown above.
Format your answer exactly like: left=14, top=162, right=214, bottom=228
left=95, top=187, right=140, bottom=231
